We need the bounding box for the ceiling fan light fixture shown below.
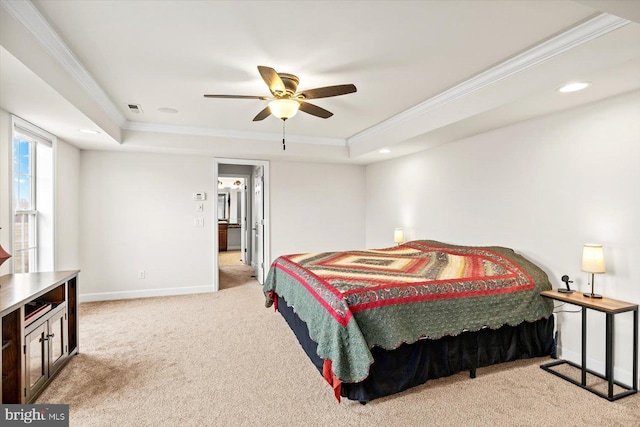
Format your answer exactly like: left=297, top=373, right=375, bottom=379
left=268, top=99, right=300, bottom=120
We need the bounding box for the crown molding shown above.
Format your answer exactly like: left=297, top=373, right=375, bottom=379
left=1, top=0, right=127, bottom=127
left=347, top=13, right=630, bottom=147
left=2, top=0, right=344, bottom=147
left=124, top=121, right=346, bottom=146
left=3, top=2, right=629, bottom=150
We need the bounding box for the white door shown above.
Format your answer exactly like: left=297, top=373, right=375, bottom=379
left=253, top=166, right=264, bottom=283
left=240, top=183, right=247, bottom=264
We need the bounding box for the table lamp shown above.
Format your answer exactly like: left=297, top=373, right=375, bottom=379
left=581, top=244, right=605, bottom=299
left=394, top=228, right=404, bottom=245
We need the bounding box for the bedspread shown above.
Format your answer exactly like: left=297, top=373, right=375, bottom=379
left=263, top=240, right=553, bottom=383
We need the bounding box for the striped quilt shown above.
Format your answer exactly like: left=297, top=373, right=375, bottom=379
left=263, top=240, right=553, bottom=384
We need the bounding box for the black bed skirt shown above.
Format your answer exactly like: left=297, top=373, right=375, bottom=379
left=277, top=295, right=555, bottom=403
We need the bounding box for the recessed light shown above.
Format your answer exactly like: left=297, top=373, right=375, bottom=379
left=79, top=129, right=100, bottom=134
left=557, top=82, right=591, bottom=93
left=158, top=107, right=179, bottom=114
left=379, top=148, right=391, bottom=154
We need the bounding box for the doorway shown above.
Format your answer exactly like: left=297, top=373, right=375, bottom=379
left=217, top=175, right=249, bottom=266
left=213, top=158, right=270, bottom=292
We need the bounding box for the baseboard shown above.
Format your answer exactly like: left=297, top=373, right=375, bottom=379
left=79, top=285, right=214, bottom=302
left=558, top=346, right=637, bottom=388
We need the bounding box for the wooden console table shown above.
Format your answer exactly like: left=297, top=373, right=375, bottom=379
left=540, top=290, right=638, bottom=401
left=1, top=271, right=79, bottom=403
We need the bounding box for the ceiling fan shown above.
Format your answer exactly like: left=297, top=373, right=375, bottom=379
left=204, top=66, right=357, bottom=122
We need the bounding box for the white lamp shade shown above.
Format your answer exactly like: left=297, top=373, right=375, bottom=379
left=394, top=228, right=404, bottom=244
left=581, top=244, right=605, bottom=273
left=268, top=99, right=300, bottom=119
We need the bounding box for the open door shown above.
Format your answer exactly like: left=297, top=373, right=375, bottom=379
left=240, top=183, right=247, bottom=264
left=252, top=166, right=265, bottom=283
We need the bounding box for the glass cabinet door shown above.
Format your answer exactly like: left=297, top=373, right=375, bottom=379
left=25, top=323, right=48, bottom=401
left=48, top=309, right=68, bottom=376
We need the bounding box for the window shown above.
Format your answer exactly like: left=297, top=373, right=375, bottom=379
left=13, top=137, right=37, bottom=272
left=11, top=117, right=55, bottom=273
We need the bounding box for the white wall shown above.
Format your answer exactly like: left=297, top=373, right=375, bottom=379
left=79, top=151, right=215, bottom=300
left=55, top=139, right=80, bottom=271
left=79, top=153, right=366, bottom=300
left=365, top=90, right=640, bottom=386
left=270, top=160, right=366, bottom=258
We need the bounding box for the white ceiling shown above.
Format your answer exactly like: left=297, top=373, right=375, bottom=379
left=1, top=0, right=639, bottom=164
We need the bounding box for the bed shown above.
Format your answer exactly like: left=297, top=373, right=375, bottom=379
left=263, top=240, right=555, bottom=403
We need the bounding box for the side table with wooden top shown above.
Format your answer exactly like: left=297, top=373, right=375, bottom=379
left=540, top=290, right=638, bottom=401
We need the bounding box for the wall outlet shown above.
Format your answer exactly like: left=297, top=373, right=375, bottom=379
left=139, top=270, right=145, bottom=279
left=194, top=218, right=204, bottom=227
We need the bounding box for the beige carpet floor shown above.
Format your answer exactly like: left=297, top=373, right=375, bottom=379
left=37, top=275, right=640, bottom=426
left=219, top=263, right=256, bottom=291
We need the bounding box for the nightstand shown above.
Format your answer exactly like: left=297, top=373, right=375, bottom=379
left=540, top=290, right=638, bottom=401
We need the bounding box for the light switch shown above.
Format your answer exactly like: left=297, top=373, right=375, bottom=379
left=196, top=202, right=204, bottom=212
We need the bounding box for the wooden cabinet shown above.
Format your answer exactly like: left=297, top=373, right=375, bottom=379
left=1, top=271, right=79, bottom=403
left=24, top=305, right=68, bottom=402
left=218, top=222, right=228, bottom=251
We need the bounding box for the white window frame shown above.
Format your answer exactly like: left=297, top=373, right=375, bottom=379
left=11, top=116, right=56, bottom=273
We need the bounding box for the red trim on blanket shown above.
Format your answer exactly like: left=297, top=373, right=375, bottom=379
left=275, top=263, right=352, bottom=327
left=269, top=290, right=278, bottom=311
left=323, top=359, right=342, bottom=402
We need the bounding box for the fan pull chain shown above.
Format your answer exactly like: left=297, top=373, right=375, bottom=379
left=282, top=119, right=286, bottom=151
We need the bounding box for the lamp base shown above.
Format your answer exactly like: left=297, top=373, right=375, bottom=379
left=583, top=292, right=603, bottom=299
left=558, top=288, right=574, bottom=294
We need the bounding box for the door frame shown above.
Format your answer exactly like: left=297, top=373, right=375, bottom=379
left=213, top=158, right=270, bottom=291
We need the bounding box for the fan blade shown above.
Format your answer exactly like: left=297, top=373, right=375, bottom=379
left=252, top=106, right=272, bottom=122
left=298, top=84, right=356, bottom=100
left=299, top=101, right=333, bottom=119
left=204, top=94, right=269, bottom=100
left=258, top=66, right=286, bottom=96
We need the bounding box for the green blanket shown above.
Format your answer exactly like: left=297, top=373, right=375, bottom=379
left=263, top=240, right=553, bottom=383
